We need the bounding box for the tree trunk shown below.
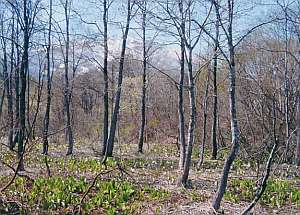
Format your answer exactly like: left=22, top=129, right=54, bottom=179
left=212, top=1, right=239, bottom=208
left=138, top=1, right=147, bottom=153
left=297, top=93, right=300, bottom=166
left=0, top=88, right=5, bottom=119
left=18, top=0, right=30, bottom=171
left=296, top=31, right=300, bottom=166
left=9, top=13, right=15, bottom=149
left=198, top=69, right=210, bottom=167
left=102, top=0, right=109, bottom=156
left=211, top=5, right=219, bottom=160
left=64, top=0, right=74, bottom=155
left=42, top=0, right=53, bottom=155
left=212, top=48, right=239, bottom=211
left=283, top=11, right=290, bottom=162
left=26, top=62, right=31, bottom=138
left=178, top=0, right=186, bottom=170
left=14, top=22, right=20, bottom=148
left=179, top=48, right=196, bottom=186
left=104, top=0, right=132, bottom=158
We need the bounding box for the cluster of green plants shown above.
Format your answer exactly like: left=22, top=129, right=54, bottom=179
left=86, top=180, right=137, bottom=214
left=30, top=176, right=87, bottom=209
left=217, top=148, right=230, bottom=160
left=121, top=157, right=177, bottom=171
left=224, top=178, right=300, bottom=208
left=43, top=157, right=118, bottom=175
left=0, top=151, right=17, bottom=166
left=141, top=185, right=170, bottom=200
left=61, top=158, right=106, bottom=173
left=187, top=190, right=209, bottom=202
left=1, top=174, right=170, bottom=214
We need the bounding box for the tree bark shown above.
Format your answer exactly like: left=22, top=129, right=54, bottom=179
left=283, top=9, right=290, bottom=162
left=104, top=0, right=132, bottom=158
left=178, top=0, right=186, bottom=170
left=14, top=22, right=20, bottom=149
left=0, top=88, right=5, bottom=119
left=26, top=60, right=31, bottom=138
left=9, top=13, right=15, bottom=149
left=212, top=0, right=240, bottom=210
left=296, top=28, right=300, bottom=166
left=42, top=0, right=53, bottom=155
left=64, top=0, right=74, bottom=155
left=179, top=48, right=196, bottom=186
left=297, top=93, right=300, bottom=166
left=138, top=0, right=147, bottom=153
left=18, top=0, right=30, bottom=171
left=211, top=4, right=219, bottom=160
left=198, top=69, right=210, bottom=167
left=101, top=0, right=109, bottom=156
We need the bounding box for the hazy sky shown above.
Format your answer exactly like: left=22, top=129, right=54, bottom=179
left=1, top=0, right=295, bottom=73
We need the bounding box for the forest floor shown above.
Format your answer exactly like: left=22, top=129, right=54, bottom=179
left=0, top=137, right=300, bottom=214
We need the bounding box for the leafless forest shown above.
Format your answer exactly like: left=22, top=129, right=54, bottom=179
left=0, top=0, right=300, bottom=214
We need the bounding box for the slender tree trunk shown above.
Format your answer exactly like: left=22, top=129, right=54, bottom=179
left=64, top=0, right=74, bottom=155
left=283, top=10, right=290, bottom=162
left=111, top=65, right=115, bottom=114
left=198, top=69, right=210, bottom=167
left=102, top=0, right=109, bottom=156
left=42, top=0, right=53, bottom=155
left=14, top=22, right=20, bottom=148
left=138, top=1, right=147, bottom=153
left=211, top=4, right=219, bottom=159
left=26, top=63, right=31, bottom=138
left=212, top=47, right=239, bottom=211
left=18, top=0, right=30, bottom=171
left=296, top=32, right=300, bottom=166
left=0, top=88, right=5, bottom=119
left=242, top=135, right=278, bottom=214
left=104, top=0, right=132, bottom=158
left=9, top=13, right=15, bottom=149
left=297, top=92, right=300, bottom=166
left=179, top=48, right=196, bottom=186
left=178, top=0, right=186, bottom=170
left=212, top=0, right=239, bottom=209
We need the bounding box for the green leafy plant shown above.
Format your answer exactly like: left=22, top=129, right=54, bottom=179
left=224, top=178, right=300, bottom=208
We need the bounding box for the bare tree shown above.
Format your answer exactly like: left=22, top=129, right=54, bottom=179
left=211, top=0, right=240, bottom=209
left=9, top=10, right=15, bottom=149
left=137, top=0, right=147, bottom=153
left=101, top=0, right=109, bottom=156
left=42, top=0, right=53, bottom=155
left=211, top=0, right=219, bottom=160
left=104, top=0, right=135, bottom=158
left=178, top=0, right=186, bottom=170
left=18, top=0, right=31, bottom=171
left=181, top=1, right=213, bottom=187
left=198, top=68, right=210, bottom=167
left=61, top=0, right=75, bottom=155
